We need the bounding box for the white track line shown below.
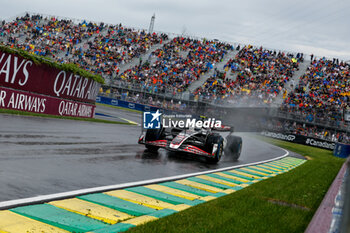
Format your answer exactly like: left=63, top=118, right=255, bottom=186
left=0, top=149, right=289, bottom=209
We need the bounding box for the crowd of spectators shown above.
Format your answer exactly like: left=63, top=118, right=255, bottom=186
left=2, top=13, right=349, bottom=137
left=65, top=25, right=168, bottom=77
left=1, top=14, right=301, bottom=106
left=281, top=58, right=349, bottom=124
left=1, top=13, right=104, bottom=58
left=193, top=45, right=301, bottom=104
left=114, top=37, right=233, bottom=95
left=265, top=119, right=350, bottom=143
left=0, top=13, right=166, bottom=80
left=1, top=14, right=42, bottom=37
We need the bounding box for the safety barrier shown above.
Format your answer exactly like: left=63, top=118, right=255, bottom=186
left=96, top=96, right=201, bottom=120
left=0, top=49, right=101, bottom=118
left=334, top=143, right=350, bottom=158
left=96, top=96, right=158, bottom=112
left=0, top=87, right=96, bottom=118
left=306, top=158, right=350, bottom=233
left=261, top=131, right=336, bottom=151
left=339, top=159, right=350, bottom=232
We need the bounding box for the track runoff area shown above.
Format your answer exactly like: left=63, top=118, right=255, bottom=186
left=0, top=151, right=305, bottom=233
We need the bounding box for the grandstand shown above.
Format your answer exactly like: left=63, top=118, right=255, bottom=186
left=281, top=58, right=349, bottom=121
left=1, top=12, right=349, bottom=143
left=114, top=37, right=233, bottom=96
left=193, top=46, right=302, bottom=104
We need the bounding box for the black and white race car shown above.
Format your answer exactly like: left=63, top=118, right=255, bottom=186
left=138, top=126, right=242, bottom=163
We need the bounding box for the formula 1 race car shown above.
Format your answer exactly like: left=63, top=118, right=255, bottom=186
left=138, top=126, right=242, bottom=163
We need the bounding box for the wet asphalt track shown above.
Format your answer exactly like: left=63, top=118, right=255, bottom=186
left=0, top=106, right=288, bottom=202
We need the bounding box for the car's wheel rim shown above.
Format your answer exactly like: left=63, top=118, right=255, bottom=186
left=238, top=142, right=242, bottom=155
left=218, top=142, right=223, bottom=159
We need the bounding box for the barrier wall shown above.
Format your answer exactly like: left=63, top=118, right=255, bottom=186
left=96, top=96, right=158, bottom=112
left=333, top=143, right=350, bottom=158
left=96, top=96, right=203, bottom=123
left=0, top=87, right=95, bottom=118
left=261, top=131, right=336, bottom=151
left=0, top=50, right=101, bottom=118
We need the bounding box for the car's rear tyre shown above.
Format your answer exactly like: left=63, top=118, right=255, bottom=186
left=145, top=145, right=159, bottom=152
left=145, top=127, right=164, bottom=141
left=224, top=135, right=242, bottom=161
left=144, top=127, right=164, bottom=152
left=205, top=134, right=224, bottom=163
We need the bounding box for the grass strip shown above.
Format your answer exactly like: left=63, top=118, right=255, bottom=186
left=128, top=137, right=345, bottom=233
left=96, top=103, right=143, bottom=114
left=0, top=108, right=133, bottom=125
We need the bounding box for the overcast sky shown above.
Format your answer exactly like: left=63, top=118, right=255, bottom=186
left=1, top=0, right=349, bottom=60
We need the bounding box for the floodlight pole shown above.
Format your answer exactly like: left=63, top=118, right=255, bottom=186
left=149, top=14, right=155, bottom=34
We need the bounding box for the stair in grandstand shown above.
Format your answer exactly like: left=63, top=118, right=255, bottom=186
left=117, top=38, right=170, bottom=74
left=179, top=49, right=190, bottom=59
left=101, top=38, right=170, bottom=85
left=145, top=39, right=180, bottom=68
left=55, top=25, right=109, bottom=59
left=222, top=50, right=240, bottom=82
left=273, top=58, right=310, bottom=105
left=145, top=46, right=188, bottom=71
left=186, top=49, right=239, bottom=92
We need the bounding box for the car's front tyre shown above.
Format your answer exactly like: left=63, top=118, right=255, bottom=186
left=145, top=144, right=159, bottom=152
left=206, top=134, right=224, bottom=163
